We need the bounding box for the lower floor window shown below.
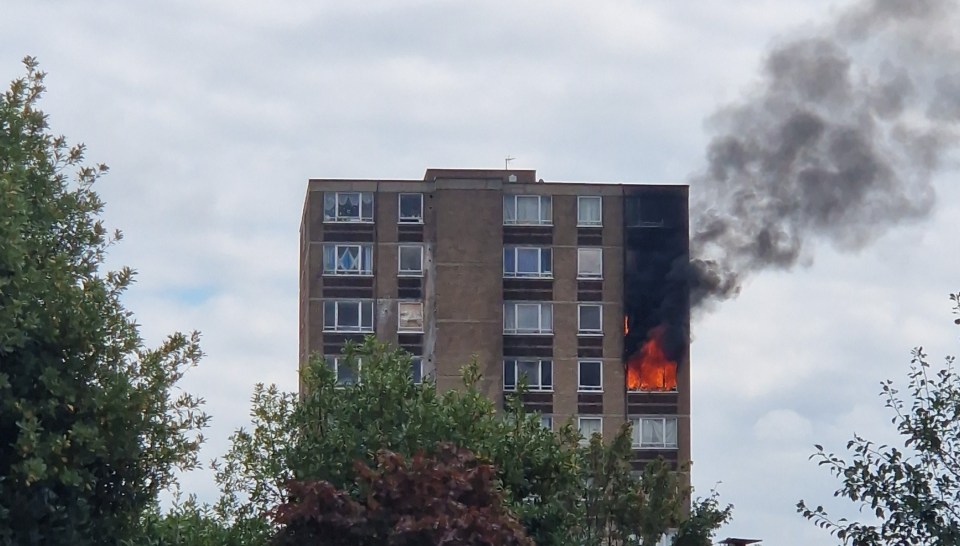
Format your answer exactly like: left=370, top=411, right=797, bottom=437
left=540, top=415, right=553, bottom=430
left=503, top=359, right=553, bottom=391
left=630, top=416, right=678, bottom=449
left=578, top=416, right=603, bottom=445
left=411, top=356, right=423, bottom=384
left=325, top=356, right=360, bottom=385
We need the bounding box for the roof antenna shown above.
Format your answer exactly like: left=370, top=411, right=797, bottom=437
left=504, top=156, right=515, bottom=170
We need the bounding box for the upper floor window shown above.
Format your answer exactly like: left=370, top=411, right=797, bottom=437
left=503, top=302, right=553, bottom=335
left=578, top=360, right=603, bottom=392
left=398, top=301, right=424, bottom=333
left=322, top=244, right=373, bottom=276
left=503, top=195, right=552, bottom=225
left=630, top=416, right=678, bottom=449
left=503, top=359, right=553, bottom=391
left=398, top=245, right=424, bottom=276
left=578, top=416, right=603, bottom=446
left=577, top=248, right=603, bottom=279
left=578, top=304, right=602, bottom=335
left=323, top=192, right=374, bottom=223
left=578, top=196, right=602, bottom=226
left=398, top=193, right=423, bottom=223
left=503, top=246, right=552, bottom=278
left=322, top=300, right=374, bottom=333
left=325, top=355, right=360, bottom=385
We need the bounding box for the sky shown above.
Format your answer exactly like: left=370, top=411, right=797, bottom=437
left=3, top=1, right=959, bottom=544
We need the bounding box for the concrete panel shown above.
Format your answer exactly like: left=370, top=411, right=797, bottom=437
left=553, top=246, right=577, bottom=302
left=376, top=192, right=398, bottom=243
left=553, top=195, right=577, bottom=247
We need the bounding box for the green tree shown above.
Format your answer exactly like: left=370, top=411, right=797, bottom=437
left=0, top=57, right=208, bottom=545
left=797, top=292, right=960, bottom=545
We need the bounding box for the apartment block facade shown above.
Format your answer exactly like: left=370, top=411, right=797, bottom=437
left=298, top=168, right=690, bottom=470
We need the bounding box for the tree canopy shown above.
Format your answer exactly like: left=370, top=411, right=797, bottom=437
left=0, top=57, right=208, bottom=545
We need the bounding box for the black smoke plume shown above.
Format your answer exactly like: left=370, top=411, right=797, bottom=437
left=688, top=0, right=958, bottom=307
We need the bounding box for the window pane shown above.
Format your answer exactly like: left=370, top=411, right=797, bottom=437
left=541, top=360, right=552, bottom=388
left=337, top=246, right=359, bottom=272
left=540, top=196, right=552, bottom=223
left=503, top=195, right=516, bottom=223
left=399, top=193, right=422, bottom=221
left=323, top=301, right=336, bottom=329
left=503, top=248, right=515, bottom=275
left=323, top=193, right=336, bottom=220
left=630, top=418, right=641, bottom=447
left=540, top=248, right=552, bottom=275
left=337, top=193, right=360, bottom=219
left=541, top=304, right=553, bottom=332
left=516, top=248, right=539, bottom=275
left=399, top=246, right=422, bottom=274
left=361, top=302, right=373, bottom=330
left=338, top=358, right=358, bottom=385
left=323, top=245, right=336, bottom=273
left=338, top=302, right=359, bottom=329
left=579, top=361, right=602, bottom=389
left=665, top=419, right=678, bottom=447
left=504, top=304, right=516, bottom=331
left=516, top=305, right=540, bottom=331
left=518, top=360, right=539, bottom=387
left=579, top=305, right=601, bottom=332
left=362, top=246, right=373, bottom=274
left=578, top=196, right=602, bottom=225
left=540, top=415, right=553, bottom=430
left=578, top=248, right=603, bottom=278
left=642, top=419, right=664, bottom=446
left=325, top=355, right=337, bottom=373
left=361, top=192, right=374, bottom=220
left=516, top=196, right=539, bottom=222
left=411, top=357, right=423, bottom=384
left=579, top=418, right=602, bottom=441
left=503, top=360, right=516, bottom=389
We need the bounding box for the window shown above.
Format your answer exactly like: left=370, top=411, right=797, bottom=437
left=503, top=247, right=552, bottom=278
left=578, top=416, right=603, bottom=445
left=322, top=244, right=373, bottom=276
left=503, top=302, right=553, bottom=334
left=398, top=301, right=424, bottom=333
left=325, top=356, right=360, bottom=385
left=578, top=360, right=602, bottom=392
left=578, top=196, right=602, bottom=226
left=398, top=245, right=423, bottom=276
left=630, top=417, right=678, bottom=449
left=540, top=415, right=553, bottom=430
left=323, top=192, right=373, bottom=223
left=398, top=193, right=423, bottom=223
left=503, top=195, right=552, bottom=225
left=578, top=304, right=602, bottom=335
left=577, top=248, right=603, bottom=279
left=411, top=356, right=423, bottom=384
left=322, top=300, right=374, bottom=333
left=503, top=359, right=553, bottom=391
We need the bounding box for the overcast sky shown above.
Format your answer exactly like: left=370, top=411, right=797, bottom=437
left=3, top=1, right=959, bottom=544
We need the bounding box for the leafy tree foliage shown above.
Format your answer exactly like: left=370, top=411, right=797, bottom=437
left=797, top=292, right=960, bottom=545
left=271, top=443, right=533, bottom=545
left=216, top=338, right=731, bottom=545
left=0, top=57, right=208, bottom=545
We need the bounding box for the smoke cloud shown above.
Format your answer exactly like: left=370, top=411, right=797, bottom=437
left=688, top=0, right=959, bottom=307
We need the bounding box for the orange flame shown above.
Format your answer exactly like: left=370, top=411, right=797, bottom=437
left=624, top=316, right=629, bottom=335
left=626, top=325, right=677, bottom=391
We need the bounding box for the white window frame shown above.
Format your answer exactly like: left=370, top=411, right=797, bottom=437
left=578, top=360, right=603, bottom=392
left=578, top=416, right=603, bottom=446
left=503, top=246, right=552, bottom=278
left=577, top=248, right=603, bottom=279
left=502, top=359, right=553, bottom=392
left=398, top=245, right=424, bottom=277
left=322, top=300, right=374, bottom=333
left=577, top=196, right=603, bottom=227
left=577, top=304, right=603, bottom=335
left=397, top=301, right=424, bottom=333
left=322, top=243, right=373, bottom=276
left=503, top=195, right=552, bottom=225
left=630, top=416, right=679, bottom=449
left=503, top=302, right=553, bottom=335
left=323, top=191, right=374, bottom=223
left=325, top=355, right=361, bottom=385
left=398, top=193, right=424, bottom=224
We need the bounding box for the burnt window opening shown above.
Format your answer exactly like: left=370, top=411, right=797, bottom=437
left=398, top=193, right=423, bottom=223
left=503, top=246, right=552, bottom=278
left=323, top=192, right=374, bottom=223
left=625, top=325, right=678, bottom=392
left=577, top=196, right=602, bottom=226
left=503, top=195, right=552, bottom=225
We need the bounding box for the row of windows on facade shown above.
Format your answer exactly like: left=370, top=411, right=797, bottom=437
left=322, top=243, right=604, bottom=279
left=322, top=300, right=603, bottom=336
left=322, top=355, right=675, bottom=451
left=323, top=192, right=603, bottom=227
